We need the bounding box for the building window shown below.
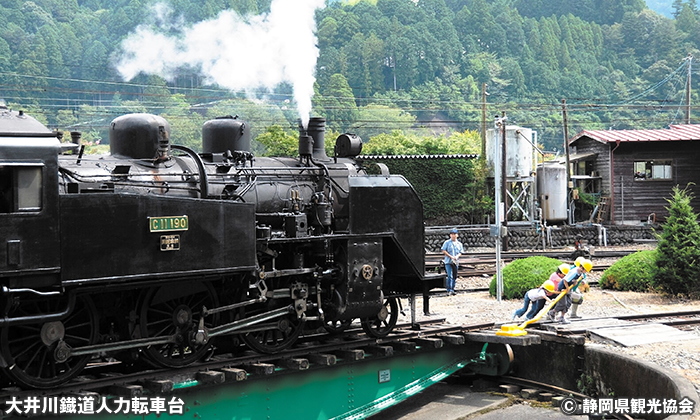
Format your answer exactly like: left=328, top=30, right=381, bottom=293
left=0, top=166, right=43, bottom=213
left=634, top=160, right=672, bottom=180
left=574, top=160, right=594, bottom=176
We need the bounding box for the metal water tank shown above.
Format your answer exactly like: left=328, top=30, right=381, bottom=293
left=486, top=126, right=535, bottom=178
left=537, top=162, right=568, bottom=222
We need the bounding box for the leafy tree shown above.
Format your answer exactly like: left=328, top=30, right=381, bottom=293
left=675, top=2, right=699, bottom=33
left=55, top=109, right=77, bottom=129
left=81, top=40, right=108, bottom=94
left=348, top=104, right=415, bottom=141
left=255, top=124, right=298, bottom=156
left=673, top=0, right=685, bottom=18
left=162, top=94, right=204, bottom=150
left=315, top=73, right=358, bottom=132
left=653, top=186, right=700, bottom=296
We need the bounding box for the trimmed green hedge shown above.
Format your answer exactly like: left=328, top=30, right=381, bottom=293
left=489, top=256, right=565, bottom=300
left=599, top=250, right=657, bottom=292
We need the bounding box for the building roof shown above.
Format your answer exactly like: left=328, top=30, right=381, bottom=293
left=569, top=124, right=700, bottom=145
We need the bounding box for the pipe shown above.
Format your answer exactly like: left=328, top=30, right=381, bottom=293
left=610, top=140, right=621, bottom=224
left=171, top=144, right=208, bottom=199
left=0, top=292, right=75, bottom=326
left=592, top=223, right=607, bottom=247
left=603, top=227, right=608, bottom=246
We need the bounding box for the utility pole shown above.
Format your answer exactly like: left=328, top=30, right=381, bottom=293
left=686, top=54, right=693, bottom=124
left=481, top=83, right=487, bottom=159
left=494, top=114, right=505, bottom=302
left=562, top=99, right=571, bottom=223
left=501, top=111, right=508, bottom=252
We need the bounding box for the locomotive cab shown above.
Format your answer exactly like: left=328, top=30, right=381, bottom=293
left=0, top=108, right=62, bottom=291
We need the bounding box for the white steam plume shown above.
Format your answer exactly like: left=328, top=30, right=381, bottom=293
left=116, top=0, right=325, bottom=127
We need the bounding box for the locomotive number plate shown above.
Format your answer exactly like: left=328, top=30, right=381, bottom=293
left=160, top=235, right=180, bottom=251
left=149, top=215, right=189, bottom=232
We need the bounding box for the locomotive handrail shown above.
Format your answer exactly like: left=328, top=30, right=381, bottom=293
left=58, top=166, right=203, bottom=192
left=0, top=291, right=75, bottom=327
left=171, top=144, right=208, bottom=198
left=229, top=166, right=326, bottom=172
left=1, top=286, right=62, bottom=297
left=61, top=266, right=257, bottom=287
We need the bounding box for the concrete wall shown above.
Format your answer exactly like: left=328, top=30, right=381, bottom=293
left=509, top=341, right=698, bottom=420
left=584, top=345, right=698, bottom=420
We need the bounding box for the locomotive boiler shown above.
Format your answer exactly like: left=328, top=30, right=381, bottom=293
left=0, top=106, right=430, bottom=388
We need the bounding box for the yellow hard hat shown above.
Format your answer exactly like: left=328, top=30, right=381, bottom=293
left=581, top=259, right=593, bottom=272
left=574, top=256, right=585, bottom=267
left=558, top=263, right=570, bottom=275
left=542, top=280, right=556, bottom=293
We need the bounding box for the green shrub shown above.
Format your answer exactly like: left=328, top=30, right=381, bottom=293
left=599, top=250, right=657, bottom=292
left=653, top=186, right=700, bottom=296
left=489, top=256, right=564, bottom=300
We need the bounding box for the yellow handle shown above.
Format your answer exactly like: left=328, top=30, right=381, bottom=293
left=518, top=289, right=567, bottom=329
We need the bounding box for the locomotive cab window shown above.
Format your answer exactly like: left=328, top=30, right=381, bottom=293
left=634, top=160, right=672, bottom=180
left=0, top=166, right=43, bottom=213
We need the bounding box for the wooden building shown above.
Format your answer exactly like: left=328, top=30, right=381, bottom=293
left=567, top=124, right=700, bottom=224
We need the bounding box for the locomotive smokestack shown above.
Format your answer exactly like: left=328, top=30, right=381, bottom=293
left=299, top=117, right=328, bottom=160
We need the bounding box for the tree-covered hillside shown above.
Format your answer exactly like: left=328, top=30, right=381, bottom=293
left=1, top=0, right=700, bottom=153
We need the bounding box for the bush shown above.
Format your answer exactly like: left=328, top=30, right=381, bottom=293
left=653, top=186, right=700, bottom=296
left=489, top=256, right=564, bottom=300
left=599, top=250, right=657, bottom=292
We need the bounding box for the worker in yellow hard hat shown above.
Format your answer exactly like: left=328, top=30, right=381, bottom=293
left=544, top=263, right=569, bottom=321
left=569, top=259, right=591, bottom=318
left=551, top=258, right=593, bottom=324
left=512, top=280, right=557, bottom=321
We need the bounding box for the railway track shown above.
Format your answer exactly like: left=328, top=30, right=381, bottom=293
left=614, top=309, right=700, bottom=329
left=0, top=319, right=494, bottom=401
left=2, top=309, right=692, bottom=419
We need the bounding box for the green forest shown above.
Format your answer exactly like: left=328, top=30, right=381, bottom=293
left=1, top=0, right=699, bottom=154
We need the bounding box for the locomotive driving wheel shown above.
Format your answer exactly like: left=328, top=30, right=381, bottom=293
left=240, top=301, right=304, bottom=354
left=0, top=294, right=99, bottom=389
left=361, top=296, right=399, bottom=338
left=139, top=282, right=218, bottom=368
left=241, top=315, right=304, bottom=354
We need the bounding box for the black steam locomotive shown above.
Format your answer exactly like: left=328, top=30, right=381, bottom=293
left=0, top=106, right=432, bottom=388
